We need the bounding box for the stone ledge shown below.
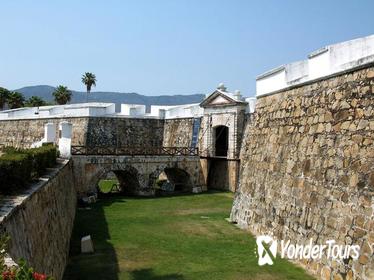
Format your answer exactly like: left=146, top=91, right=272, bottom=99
left=0, top=158, right=70, bottom=223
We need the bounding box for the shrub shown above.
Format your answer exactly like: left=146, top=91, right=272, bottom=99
left=25, top=146, right=57, bottom=176
left=0, top=236, right=53, bottom=280
left=1, top=259, right=53, bottom=280
left=0, top=145, right=57, bottom=194
left=0, top=153, right=32, bottom=194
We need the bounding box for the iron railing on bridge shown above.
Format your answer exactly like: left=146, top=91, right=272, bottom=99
left=71, top=146, right=199, bottom=156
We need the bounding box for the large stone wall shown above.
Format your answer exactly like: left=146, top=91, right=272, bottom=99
left=85, top=117, right=164, bottom=148
left=0, top=116, right=192, bottom=149
left=231, top=65, right=374, bottom=279
left=163, top=118, right=195, bottom=147
left=0, top=159, right=76, bottom=280
left=0, top=117, right=88, bottom=148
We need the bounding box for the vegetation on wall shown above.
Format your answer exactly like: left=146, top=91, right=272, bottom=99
left=0, top=145, right=57, bottom=194
left=0, top=235, right=53, bottom=280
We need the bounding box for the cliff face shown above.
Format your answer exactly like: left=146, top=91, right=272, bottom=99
left=231, top=66, right=374, bottom=279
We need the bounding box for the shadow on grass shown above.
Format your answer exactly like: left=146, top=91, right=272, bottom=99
left=63, top=198, right=121, bottom=280
left=130, top=268, right=185, bottom=280
left=99, top=189, right=230, bottom=201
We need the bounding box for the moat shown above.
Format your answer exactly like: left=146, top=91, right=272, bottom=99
left=63, top=191, right=314, bottom=280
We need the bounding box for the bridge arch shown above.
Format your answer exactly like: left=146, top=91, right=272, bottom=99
left=90, top=164, right=142, bottom=196
left=149, top=166, right=193, bottom=193
left=73, top=155, right=205, bottom=196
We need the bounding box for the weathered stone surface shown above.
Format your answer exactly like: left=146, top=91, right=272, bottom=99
left=231, top=66, right=374, bottom=280
left=0, top=160, right=76, bottom=280
left=81, top=235, right=94, bottom=253
left=0, top=117, right=88, bottom=148
left=163, top=118, right=195, bottom=147
left=0, top=116, right=194, bottom=150
left=72, top=155, right=205, bottom=194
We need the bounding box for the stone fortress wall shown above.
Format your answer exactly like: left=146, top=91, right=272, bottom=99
left=0, top=160, right=76, bottom=280
left=231, top=64, right=374, bottom=279
left=0, top=116, right=195, bottom=150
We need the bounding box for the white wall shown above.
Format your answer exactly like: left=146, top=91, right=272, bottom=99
left=121, top=104, right=146, bottom=116
left=164, top=104, right=203, bottom=119
left=256, top=68, right=287, bottom=96
left=0, top=103, right=117, bottom=119
left=256, top=34, right=374, bottom=96
left=286, top=60, right=309, bottom=84
left=149, top=105, right=176, bottom=117
left=308, top=48, right=330, bottom=79
left=245, top=98, right=256, bottom=113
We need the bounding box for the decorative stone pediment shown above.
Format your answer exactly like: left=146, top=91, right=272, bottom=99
left=200, top=90, right=245, bottom=108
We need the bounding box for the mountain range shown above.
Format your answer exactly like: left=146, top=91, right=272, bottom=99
left=15, top=85, right=205, bottom=111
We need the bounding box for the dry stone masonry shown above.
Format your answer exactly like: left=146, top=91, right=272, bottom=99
left=231, top=65, right=374, bottom=279
left=0, top=160, right=76, bottom=280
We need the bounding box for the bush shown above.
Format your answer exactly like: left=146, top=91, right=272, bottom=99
left=0, top=153, right=32, bottom=193
left=0, top=235, right=53, bottom=280
left=25, top=146, right=57, bottom=176
left=1, top=259, right=53, bottom=280
left=0, top=145, right=57, bottom=194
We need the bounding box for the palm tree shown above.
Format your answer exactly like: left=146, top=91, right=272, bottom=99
left=81, top=72, right=97, bottom=103
left=0, top=87, right=10, bottom=110
left=7, top=92, right=25, bottom=109
left=53, top=85, right=72, bottom=105
left=25, top=96, right=47, bottom=107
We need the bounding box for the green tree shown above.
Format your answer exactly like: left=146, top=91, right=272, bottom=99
left=52, top=85, right=72, bottom=105
left=0, top=87, right=10, bottom=110
left=25, top=96, right=47, bottom=107
left=81, top=72, right=97, bottom=102
left=7, top=91, right=25, bottom=109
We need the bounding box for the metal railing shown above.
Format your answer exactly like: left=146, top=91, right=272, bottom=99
left=71, top=146, right=199, bottom=156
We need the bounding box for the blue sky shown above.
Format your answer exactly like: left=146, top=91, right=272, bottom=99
left=0, top=0, right=373, bottom=97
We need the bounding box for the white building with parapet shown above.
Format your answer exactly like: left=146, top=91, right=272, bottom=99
left=0, top=89, right=254, bottom=120
left=256, top=34, right=374, bottom=96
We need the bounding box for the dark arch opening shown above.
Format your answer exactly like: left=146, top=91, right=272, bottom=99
left=214, top=125, right=229, bottom=157
left=97, top=167, right=140, bottom=196
left=113, top=169, right=140, bottom=196
left=154, top=168, right=193, bottom=194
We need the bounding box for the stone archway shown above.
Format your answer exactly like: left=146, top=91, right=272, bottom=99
left=148, top=165, right=195, bottom=194
left=113, top=167, right=141, bottom=195
left=164, top=168, right=193, bottom=192
left=88, top=164, right=144, bottom=196
left=72, top=155, right=206, bottom=196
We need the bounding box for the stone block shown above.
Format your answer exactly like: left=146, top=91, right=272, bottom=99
left=81, top=235, right=94, bottom=253
left=192, top=186, right=202, bottom=193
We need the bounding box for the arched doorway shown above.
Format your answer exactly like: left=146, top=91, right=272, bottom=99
left=214, top=125, right=229, bottom=157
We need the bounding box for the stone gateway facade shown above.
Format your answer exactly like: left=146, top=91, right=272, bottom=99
left=231, top=65, right=374, bottom=279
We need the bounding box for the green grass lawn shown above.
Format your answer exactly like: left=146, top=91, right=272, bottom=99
left=98, top=179, right=119, bottom=193
left=63, top=191, right=314, bottom=280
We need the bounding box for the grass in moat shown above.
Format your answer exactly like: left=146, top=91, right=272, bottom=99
left=98, top=179, right=119, bottom=193
left=63, top=190, right=314, bottom=280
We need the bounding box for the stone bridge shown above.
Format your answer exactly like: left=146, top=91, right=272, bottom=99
left=72, top=155, right=206, bottom=196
